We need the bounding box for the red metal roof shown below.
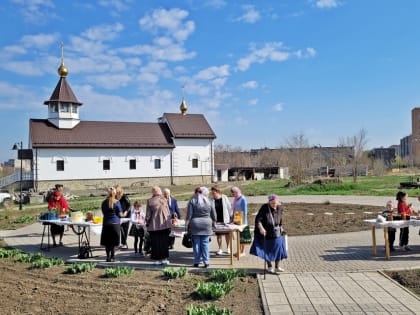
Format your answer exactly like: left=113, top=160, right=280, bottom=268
left=30, top=119, right=174, bottom=148
left=162, top=113, right=216, bottom=139
left=43, top=77, right=82, bottom=105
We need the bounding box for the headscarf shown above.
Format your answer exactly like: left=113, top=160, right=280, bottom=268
left=197, top=186, right=209, bottom=206
left=231, top=186, right=242, bottom=209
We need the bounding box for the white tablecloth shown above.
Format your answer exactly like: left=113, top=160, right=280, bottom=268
left=364, top=218, right=420, bottom=229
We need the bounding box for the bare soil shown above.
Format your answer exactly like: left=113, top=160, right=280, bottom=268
left=0, top=258, right=260, bottom=315
left=1, top=202, right=419, bottom=314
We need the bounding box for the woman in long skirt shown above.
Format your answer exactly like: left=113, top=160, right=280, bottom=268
left=250, top=194, right=287, bottom=274
left=100, top=187, right=122, bottom=262
left=145, top=186, right=172, bottom=265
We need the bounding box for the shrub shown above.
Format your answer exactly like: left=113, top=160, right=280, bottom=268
left=16, top=252, right=44, bottom=263
left=210, top=269, right=247, bottom=282
left=195, top=281, right=233, bottom=300
left=31, top=257, right=64, bottom=269
left=65, top=262, right=96, bottom=274
left=162, top=267, right=187, bottom=279
left=104, top=266, right=133, bottom=278
left=187, top=304, right=232, bottom=315
left=12, top=215, right=37, bottom=224
left=0, top=248, right=22, bottom=258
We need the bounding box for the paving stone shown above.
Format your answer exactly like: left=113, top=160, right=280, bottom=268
left=5, top=195, right=420, bottom=315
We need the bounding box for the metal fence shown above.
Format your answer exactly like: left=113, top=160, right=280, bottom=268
left=0, top=171, right=33, bottom=189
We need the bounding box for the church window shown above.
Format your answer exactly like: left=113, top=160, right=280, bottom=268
left=60, top=103, right=70, bottom=112
left=56, top=160, right=64, bottom=171
left=129, top=159, right=136, bottom=170
left=103, top=159, right=110, bottom=170
left=50, top=103, right=58, bottom=113
left=192, top=158, right=198, bottom=168
left=154, top=159, right=161, bottom=169
left=71, top=104, right=78, bottom=113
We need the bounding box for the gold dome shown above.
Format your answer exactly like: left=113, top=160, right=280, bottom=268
left=180, top=98, right=187, bottom=115
left=58, top=62, right=68, bottom=77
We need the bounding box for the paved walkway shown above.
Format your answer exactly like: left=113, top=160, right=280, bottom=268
left=1, top=195, right=420, bottom=314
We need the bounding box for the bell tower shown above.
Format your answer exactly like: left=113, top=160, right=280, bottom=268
left=44, top=43, right=82, bottom=129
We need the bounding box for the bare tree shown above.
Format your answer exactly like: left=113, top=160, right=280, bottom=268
left=285, top=133, right=312, bottom=185
left=344, top=129, right=368, bottom=183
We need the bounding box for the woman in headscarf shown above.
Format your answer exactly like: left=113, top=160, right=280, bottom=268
left=145, top=186, right=172, bottom=265
left=100, top=187, right=123, bottom=262
left=231, top=186, right=248, bottom=257
left=250, top=194, right=287, bottom=274
left=185, top=187, right=216, bottom=268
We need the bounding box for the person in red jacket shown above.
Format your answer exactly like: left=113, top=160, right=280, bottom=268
left=48, top=191, right=69, bottom=246
left=396, top=191, right=417, bottom=250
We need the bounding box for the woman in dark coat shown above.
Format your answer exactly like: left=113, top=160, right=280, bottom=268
left=100, top=187, right=122, bottom=262
left=250, top=194, right=287, bottom=274
left=145, top=186, right=172, bottom=265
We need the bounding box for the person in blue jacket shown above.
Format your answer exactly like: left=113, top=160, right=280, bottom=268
left=100, top=187, right=122, bottom=262
left=163, top=188, right=182, bottom=249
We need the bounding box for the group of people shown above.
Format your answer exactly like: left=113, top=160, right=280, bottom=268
left=100, top=185, right=181, bottom=263
left=383, top=190, right=419, bottom=252
left=109, top=184, right=287, bottom=272
left=51, top=182, right=288, bottom=271
left=184, top=185, right=287, bottom=271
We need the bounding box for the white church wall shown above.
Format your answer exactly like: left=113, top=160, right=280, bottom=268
left=171, top=139, right=213, bottom=177
left=34, top=147, right=172, bottom=181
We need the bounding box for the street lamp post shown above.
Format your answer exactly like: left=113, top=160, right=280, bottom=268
left=12, top=142, right=23, bottom=210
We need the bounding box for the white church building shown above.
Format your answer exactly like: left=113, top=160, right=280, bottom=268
left=29, top=57, right=216, bottom=192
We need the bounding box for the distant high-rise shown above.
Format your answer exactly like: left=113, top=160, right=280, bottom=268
left=411, top=108, right=420, bottom=166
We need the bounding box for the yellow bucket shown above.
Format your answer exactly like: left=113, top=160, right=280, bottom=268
left=92, top=216, right=103, bottom=224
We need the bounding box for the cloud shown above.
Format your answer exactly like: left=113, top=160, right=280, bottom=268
left=69, top=36, right=107, bottom=55
left=76, top=84, right=177, bottom=120
left=122, top=10, right=197, bottom=62
left=273, top=103, right=284, bottom=112
left=1, top=60, right=47, bottom=76
left=12, top=0, right=57, bottom=24
left=248, top=98, right=258, bottom=105
left=237, top=42, right=291, bottom=71
left=118, top=42, right=196, bottom=62
left=82, top=23, right=124, bottom=42
left=194, top=65, right=230, bottom=80
left=0, top=80, right=40, bottom=109
left=242, top=80, right=258, bottom=89
left=295, top=47, right=317, bottom=59
left=234, top=5, right=261, bottom=24
left=314, top=0, right=340, bottom=9
left=21, top=33, right=60, bottom=49
left=235, top=117, right=248, bottom=125
left=139, top=8, right=195, bottom=42
left=137, top=61, right=171, bottom=84
left=205, top=0, right=227, bottom=9
left=97, top=0, right=130, bottom=12
left=85, top=73, right=132, bottom=90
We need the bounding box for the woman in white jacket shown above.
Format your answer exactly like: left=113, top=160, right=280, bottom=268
left=211, top=186, right=233, bottom=255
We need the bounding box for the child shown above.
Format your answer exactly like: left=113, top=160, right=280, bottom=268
left=382, top=200, right=396, bottom=251
left=396, top=191, right=417, bottom=251
left=129, top=201, right=146, bottom=256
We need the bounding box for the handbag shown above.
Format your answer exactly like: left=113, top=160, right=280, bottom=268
left=268, top=206, right=282, bottom=238
left=182, top=232, right=193, bottom=248
left=78, top=242, right=91, bottom=259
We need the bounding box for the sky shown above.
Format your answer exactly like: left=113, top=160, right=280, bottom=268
left=1, top=0, right=420, bottom=162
